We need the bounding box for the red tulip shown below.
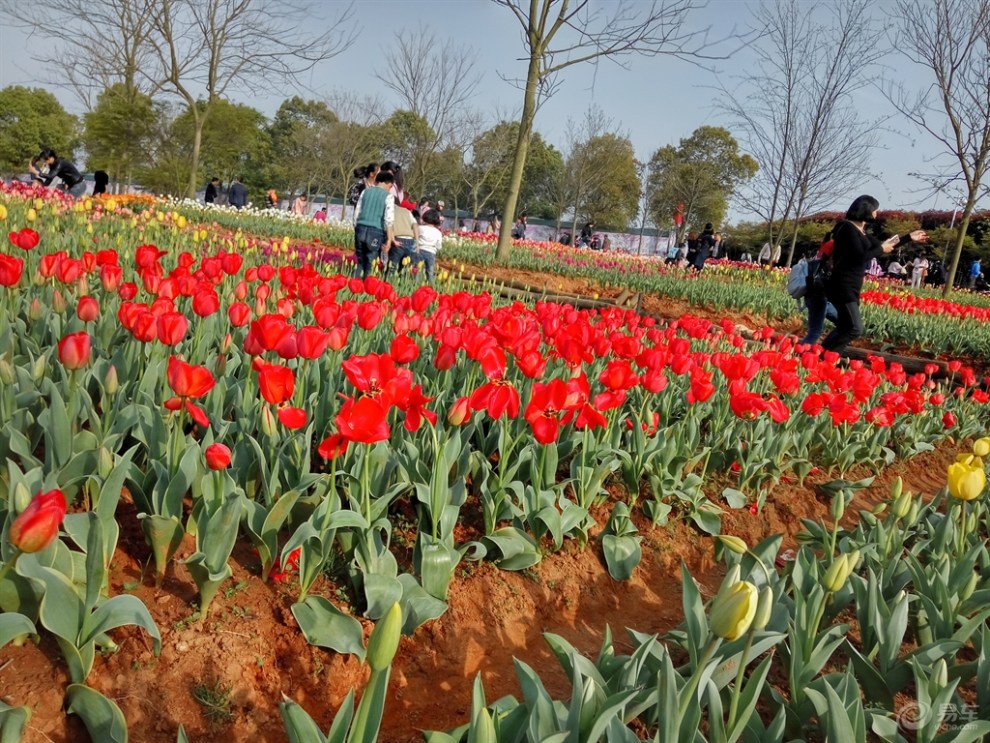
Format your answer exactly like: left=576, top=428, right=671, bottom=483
left=296, top=326, right=330, bottom=360
left=249, top=314, right=293, bottom=351
left=58, top=332, right=91, bottom=369
left=8, top=228, right=40, bottom=251
left=255, top=360, right=295, bottom=405
left=0, top=254, right=24, bottom=287
left=943, top=411, right=957, bottom=428
left=135, top=244, right=166, bottom=269
left=166, top=356, right=215, bottom=399
left=100, top=264, right=122, bottom=292
left=524, top=379, right=573, bottom=444
left=227, top=302, right=251, bottom=327
left=336, top=396, right=390, bottom=444
left=77, top=296, right=99, bottom=322
left=192, top=290, right=220, bottom=317
left=157, top=311, right=188, bottom=345
left=204, top=443, right=232, bottom=470
left=389, top=334, right=420, bottom=364
left=317, top=433, right=349, bottom=460
left=278, top=406, right=308, bottom=429
left=8, top=489, right=66, bottom=553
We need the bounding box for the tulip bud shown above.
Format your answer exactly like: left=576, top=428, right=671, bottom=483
left=907, top=502, right=920, bottom=524
left=98, top=447, right=114, bottom=479
left=891, top=492, right=912, bottom=520
left=367, top=601, right=403, bottom=671
left=967, top=511, right=979, bottom=533
left=752, top=586, right=774, bottom=630
left=28, top=297, right=43, bottom=320
left=974, top=437, right=990, bottom=458
left=447, top=397, right=470, bottom=426
left=260, top=405, right=278, bottom=437
left=871, top=502, right=887, bottom=516
left=860, top=512, right=878, bottom=528
left=52, top=289, right=68, bottom=314
left=933, top=659, right=948, bottom=688
left=960, top=571, right=979, bottom=602
left=0, top=358, right=14, bottom=385
left=710, top=580, right=758, bottom=641
left=58, top=332, right=91, bottom=370
left=12, top=482, right=31, bottom=512
left=719, top=565, right=742, bottom=596
left=104, top=365, right=119, bottom=395
left=717, top=535, right=748, bottom=555
left=26, top=208, right=37, bottom=222
left=204, top=443, right=232, bottom=471
left=29, top=355, right=45, bottom=384
left=890, top=476, right=903, bottom=501
left=830, top=492, right=846, bottom=523
left=822, top=553, right=856, bottom=593
left=8, top=489, right=67, bottom=553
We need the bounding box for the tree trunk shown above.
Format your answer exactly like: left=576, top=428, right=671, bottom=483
left=942, top=195, right=977, bottom=298
left=187, top=110, right=204, bottom=199
left=495, top=53, right=541, bottom=261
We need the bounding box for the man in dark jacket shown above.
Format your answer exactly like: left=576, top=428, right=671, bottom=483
left=205, top=177, right=220, bottom=204
left=35, top=149, right=87, bottom=197
left=228, top=177, right=248, bottom=209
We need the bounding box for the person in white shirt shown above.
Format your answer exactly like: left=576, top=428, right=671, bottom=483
left=887, top=259, right=906, bottom=278
left=910, top=253, right=930, bottom=289
left=415, top=208, right=443, bottom=282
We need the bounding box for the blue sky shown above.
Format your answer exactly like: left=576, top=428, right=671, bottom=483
left=0, top=0, right=972, bottom=221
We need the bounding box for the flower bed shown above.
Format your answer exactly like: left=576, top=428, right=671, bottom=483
left=1, top=185, right=989, bottom=742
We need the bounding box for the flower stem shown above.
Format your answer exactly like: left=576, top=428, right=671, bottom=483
left=677, top=637, right=721, bottom=722
left=0, top=550, right=22, bottom=584
left=727, top=629, right=756, bottom=729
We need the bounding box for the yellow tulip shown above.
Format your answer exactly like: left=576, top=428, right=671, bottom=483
left=177, top=215, right=187, bottom=229
left=0, top=203, right=6, bottom=221
left=947, top=462, right=986, bottom=502
left=973, top=437, right=990, bottom=458
left=33, top=198, right=43, bottom=210
left=710, top=580, right=758, bottom=641
left=105, top=198, right=117, bottom=212
left=26, top=208, right=37, bottom=222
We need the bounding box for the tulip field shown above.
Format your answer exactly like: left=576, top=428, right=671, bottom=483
left=1, top=181, right=990, bottom=742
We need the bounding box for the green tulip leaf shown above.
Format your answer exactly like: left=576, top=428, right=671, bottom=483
left=398, top=573, right=448, bottom=635
left=0, top=613, right=35, bottom=649
left=0, top=699, right=30, bottom=743
left=66, top=684, right=128, bottom=743
left=279, top=697, right=329, bottom=743
left=80, top=594, right=162, bottom=655
left=291, top=596, right=366, bottom=661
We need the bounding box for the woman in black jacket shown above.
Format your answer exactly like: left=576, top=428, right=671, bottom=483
left=821, top=195, right=927, bottom=352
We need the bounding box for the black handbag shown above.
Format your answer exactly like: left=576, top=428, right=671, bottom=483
left=806, top=258, right=830, bottom=294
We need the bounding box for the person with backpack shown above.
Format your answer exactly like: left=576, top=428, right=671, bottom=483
left=352, top=170, right=395, bottom=278
left=794, top=233, right=838, bottom=346
left=821, top=195, right=927, bottom=353
left=348, top=163, right=379, bottom=220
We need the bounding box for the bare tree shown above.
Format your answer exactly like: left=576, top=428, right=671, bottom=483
left=564, top=106, right=617, bottom=243
left=491, top=0, right=712, bottom=260
left=722, top=0, right=883, bottom=265
left=320, top=90, right=389, bottom=216
left=2, top=0, right=157, bottom=108
left=888, top=0, right=990, bottom=296
left=146, top=0, right=356, bottom=197
left=374, top=25, right=482, bottom=191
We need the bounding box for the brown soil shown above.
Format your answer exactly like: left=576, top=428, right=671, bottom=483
left=0, top=263, right=973, bottom=743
